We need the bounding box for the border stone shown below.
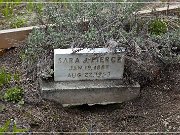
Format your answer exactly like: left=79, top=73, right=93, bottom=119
left=0, top=26, right=34, bottom=49
left=41, top=79, right=140, bottom=107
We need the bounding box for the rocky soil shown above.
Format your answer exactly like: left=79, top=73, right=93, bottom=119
left=0, top=45, right=179, bottom=133
left=0, top=1, right=180, bottom=134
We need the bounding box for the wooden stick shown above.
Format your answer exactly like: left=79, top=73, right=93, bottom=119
left=0, top=26, right=37, bottom=49
left=136, top=4, right=180, bottom=15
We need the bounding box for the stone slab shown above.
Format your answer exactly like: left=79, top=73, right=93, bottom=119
left=41, top=79, right=140, bottom=107
left=54, top=48, right=125, bottom=81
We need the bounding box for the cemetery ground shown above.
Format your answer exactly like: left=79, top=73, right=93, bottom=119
left=0, top=45, right=179, bottom=132
left=0, top=1, right=180, bottom=133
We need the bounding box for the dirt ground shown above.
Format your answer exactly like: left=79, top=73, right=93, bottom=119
left=0, top=1, right=180, bottom=134
left=0, top=45, right=179, bottom=133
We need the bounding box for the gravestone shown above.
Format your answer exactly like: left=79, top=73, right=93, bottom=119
left=41, top=48, right=140, bottom=107
left=54, top=48, right=124, bottom=81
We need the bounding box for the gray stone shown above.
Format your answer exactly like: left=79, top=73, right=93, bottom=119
left=41, top=79, right=140, bottom=107
left=40, top=47, right=140, bottom=106
left=54, top=48, right=125, bottom=81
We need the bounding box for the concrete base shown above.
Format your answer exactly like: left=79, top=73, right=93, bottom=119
left=40, top=79, right=140, bottom=107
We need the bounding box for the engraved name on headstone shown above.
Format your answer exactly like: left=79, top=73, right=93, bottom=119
left=54, top=48, right=125, bottom=81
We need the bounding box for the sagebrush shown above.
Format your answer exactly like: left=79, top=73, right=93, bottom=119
left=24, top=0, right=180, bottom=83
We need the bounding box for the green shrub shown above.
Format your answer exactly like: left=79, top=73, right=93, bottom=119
left=0, top=0, right=22, bottom=18
left=24, top=1, right=146, bottom=78
left=25, top=0, right=180, bottom=83
left=10, top=17, right=27, bottom=28
left=1, top=3, right=14, bottom=18
left=149, top=19, right=168, bottom=35
left=0, top=68, right=20, bottom=86
left=4, top=87, right=23, bottom=103
left=151, top=29, right=180, bottom=64
left=0, top=0, right=30, bottom=18
left=0, top=68, right=11, bottom=87
left=26, top=1, right=144, bottom=58
left=0, top=119, right=28, bottom=135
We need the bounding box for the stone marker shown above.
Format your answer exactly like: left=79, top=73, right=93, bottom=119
left=54, top=48, right=125, bottom=81
left=41, top=48, right=140, bottom=107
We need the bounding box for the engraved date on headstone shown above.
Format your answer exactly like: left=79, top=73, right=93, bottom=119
left=54, top=48, right=125, bottom=81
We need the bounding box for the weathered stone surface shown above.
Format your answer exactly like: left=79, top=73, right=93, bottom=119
left=41, top=79, right=140, bottom=107
left=54, top=48, right=125, bottom=81
left=41, top=48, right=140, bottom=106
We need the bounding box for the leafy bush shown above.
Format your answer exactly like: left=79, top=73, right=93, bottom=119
left=0, top=68, right=11, bottom=87
left=23, top=1, right=149, bottom=79
left=25, top=1, right=144, bottom=61
left=151, top=29, right=180, bottom=64
left=0, top=68, right=22, bottom=103
left=10, top=17, right=27, bottom=28
left=25, top=0, right=180, bottom=83
left=4, top=87, right=23, bottom=103
left=1, top=3, right=14, bottom=18
left=0, top=0, right=24, bottom=18
left=149, top=19, right=168, bottom=35
left=0, top=68, right=20, bottom=86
